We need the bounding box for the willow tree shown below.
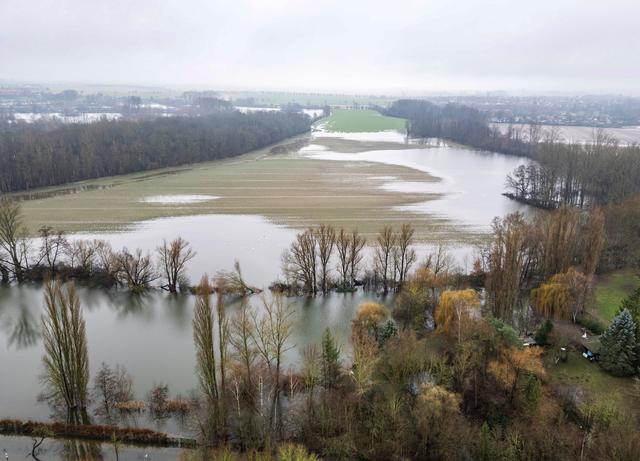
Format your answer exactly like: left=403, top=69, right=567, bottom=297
left=531, top=268, right=591, bottom=322
left=435, top=289, right=480, bottom=342
left=41, top=280, right=90, bottom=424
left=535, top=207, right=580, bottom=278
left=486, top=213, right=532, bottom=321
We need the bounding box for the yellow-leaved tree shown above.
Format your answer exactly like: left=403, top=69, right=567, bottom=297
left=489, top=347, right=546, bottom=403
left=435, top=289, right=480, bottom=342
left=531, top=267, right=591, bottom=321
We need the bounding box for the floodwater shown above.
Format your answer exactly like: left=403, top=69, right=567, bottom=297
left=303, top=143, right=530, bottom=233
left=0, top=127, right=531, bottom=447
left=490, top=122, right=640, bottom=145
left=140, top=194, right=219, bottom=204
left=0, top=434, right=187, bottom=461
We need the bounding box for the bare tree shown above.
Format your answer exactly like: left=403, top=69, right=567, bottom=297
left=394, top=223, right=417, bottom=287
left=217, top=260, right=261, bottom=295
left=336, top=228, right=350, bottom=288
left=115, top=248, right=157, bottom=292
left=92, top=362, right=134, bottom=420
left=38, top=226, right=67, bottom=274
left=0, top=198, right=29, bottom=282
left=230, top=298, right=258, bottom=409
left=251, top=295, right=295, bottom=437
left=282, top=229, right=317, bottom=293
left=374, top=225, right=396, bottom=293
left=93, top=240, right=118, bottom=276
left=348, top=229, right=366, bottom=287
left=156, top=237, right=196, bottom=293
left=66, top=240, right=96, bottom=274
left=315, top=224, right=336, bottom=293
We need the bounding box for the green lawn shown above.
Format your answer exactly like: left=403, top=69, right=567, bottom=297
left=594, top=269, right=639, bottom=322
left=546, top=349, right=636, bottom=414
left=321, top=109, right=406, bottom=133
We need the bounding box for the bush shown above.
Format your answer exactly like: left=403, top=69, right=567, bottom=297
left=576, top=314, right=606, bottom=335
left=534, top=320, right=554, bottom=346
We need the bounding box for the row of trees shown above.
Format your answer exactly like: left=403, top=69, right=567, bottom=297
left=505, top=134, right=640, bottom=208
left=281, top=224, right=416, bottom=295
left=384, top=99, right=537, bottom=157
left=385, top=99, right=640, bottom=210
left=0, top=111, right=311, bottom=192
left=481, top=207, right=605, bottom=323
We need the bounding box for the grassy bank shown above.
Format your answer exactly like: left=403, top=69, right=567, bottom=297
left=594, top=268, right=639, bottom=322
left=0, top=419, right=196, bottom=448
left=321, top=109, right=406, bottom=132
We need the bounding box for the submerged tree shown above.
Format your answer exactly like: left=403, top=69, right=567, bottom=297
left=157, top=237, right=196, bottom=293
left=394, top=223, right=417, bottom=287
left=282, top=229, right=317, bottom=294
left=38, top=226, right=68, bottom=275
left=315, top=224, right=336, bottom=294
left=0, top=198, right=29, bottom=282
left=115, top=248, right=158, bottom=292
left=374, top=225, right=396, bottom=293
left=41, top=280, right=90, bottom=424
left=92, top=362, right=134, bottom=420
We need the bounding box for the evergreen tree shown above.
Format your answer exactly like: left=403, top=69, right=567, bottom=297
left=321, top=328, right=341, bottom=388
left=599, top=309, right=638, bottom=377
left=619, top=287, right=640, bottom=336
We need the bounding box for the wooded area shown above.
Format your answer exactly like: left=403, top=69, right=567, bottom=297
left=0, top=111, right=311, bottom=192
left=387, top=100, right=640, bottom=209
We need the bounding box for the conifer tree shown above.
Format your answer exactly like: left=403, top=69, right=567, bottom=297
left=600, top=309, right=638, bottom=377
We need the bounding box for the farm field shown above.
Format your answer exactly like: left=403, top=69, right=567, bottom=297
left=320, top=109, right=406, bottom=132
left=17, top=135, right=459, bottom=240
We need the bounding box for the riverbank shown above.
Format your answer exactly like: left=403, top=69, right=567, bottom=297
left=0, top=419, right=196, bottom=449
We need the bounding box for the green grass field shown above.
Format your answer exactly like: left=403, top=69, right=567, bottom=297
left=321, top=109, right=406, bottom=133
left=546, top=349, right=637, bottom=415
left=594, top=269, right=640, bottom=322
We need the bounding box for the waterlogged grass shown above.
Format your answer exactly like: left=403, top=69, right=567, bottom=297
left=322, top=109, right=406, bottom=133
left=18, top=136, right=474, bottom=242
left=594, top=269, right=639, bottom=322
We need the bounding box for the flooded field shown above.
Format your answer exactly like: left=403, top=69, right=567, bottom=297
left=1, top=120, right=532, bottom=449
left=491, top=122, right=640, bottom=145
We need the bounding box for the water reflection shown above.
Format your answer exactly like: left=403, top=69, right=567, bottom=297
left=3, top=304, right=40, bottom=349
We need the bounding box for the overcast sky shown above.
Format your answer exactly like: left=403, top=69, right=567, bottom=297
left=1, top=0, right=639, bottom=94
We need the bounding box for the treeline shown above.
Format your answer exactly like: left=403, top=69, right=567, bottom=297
left=505, top=135, right=640, bottom=208
left=386, top=99, right=640, bottom=209
left=0, top=111, right=311, bottom=192
left=279, top=223, right=417, bottom=295
left=384, top=99, right=536, bottom=157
